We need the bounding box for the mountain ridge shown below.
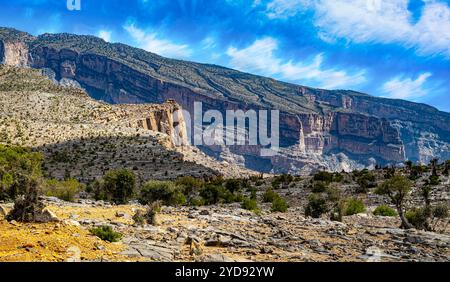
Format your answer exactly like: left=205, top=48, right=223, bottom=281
left=1, top=26, right=449, bottom=173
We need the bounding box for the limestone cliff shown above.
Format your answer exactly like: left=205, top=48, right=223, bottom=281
left=1, top=27, right=448, bottom=173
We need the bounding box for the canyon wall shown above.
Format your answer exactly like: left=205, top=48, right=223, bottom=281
left=1, top=29, right=448, bottom=173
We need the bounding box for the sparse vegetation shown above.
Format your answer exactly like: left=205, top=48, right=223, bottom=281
left=42, top=178, right=85, bottom=202
left=90, top=226, right=122, bottom=242
left=93, top=169, right=136, bottom=204
left=139, top=180, right=186, bottom=206
left=376, top=175, right=413, bottom=229
left=373, top=205, right=397, bottom=217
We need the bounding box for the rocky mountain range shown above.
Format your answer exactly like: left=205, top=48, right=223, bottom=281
left=1, top=27, right=449, bottom=174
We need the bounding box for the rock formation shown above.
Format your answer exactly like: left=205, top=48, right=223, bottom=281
left=1, top=27, right=449, bottom=173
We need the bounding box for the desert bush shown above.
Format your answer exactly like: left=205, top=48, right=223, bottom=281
left=132, top=210, right=145, bottom=226
left=373, top=205, right=397, bottom=216
left=176, top=176, right=204, bottom=196
left=355, top=172, right=376, bottom=193
left=311, top=181, right=328, bottom=193
left=144, top=201, right=162, bottom=225
left=42, top=178, right=85, bottom=202
left=428, top=175, right=440, bottom=186
left=343, top=198, right=365, bottom=215
left=376, top=175, right=413, bottom=229
left=305, top=194, right=328, bottom=218
left=405, top=208, right=429, bottom=230
left=313, top=171, right=334, bottom=183
left=139, top=180, right=186, bottom=206
left=262, top=188, right=278, bottom=203
left=93, top=169, right=136, bottom=204
left=6, top=178, right=44, bottom=222
left=241, top=197, right=259, bottom=212
left=271, top=196, right=288, bottom=213
left=0, top=144, right=43, bottom=201
left=90, top=226, right=122, bottom=242
left=199, top=184, right=222, bottom=205
left=271, top=174, right=294, bottom=189
left=225, top=179, right=241, bottom=193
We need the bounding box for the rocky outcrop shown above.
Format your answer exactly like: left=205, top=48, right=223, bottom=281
left=1, top=27, right=449, bottom=173
left=0, top=40, right=29, bottom=67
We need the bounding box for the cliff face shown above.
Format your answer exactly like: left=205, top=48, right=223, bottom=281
left=0, top=40, right=29, bottom=67
left=1, top=28, right=448, bottom=173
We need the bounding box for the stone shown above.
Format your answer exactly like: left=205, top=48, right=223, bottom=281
left=66, top=246, right=81, bottom=262
left=115, top=211, right=127, bottom=218
left=35, top=208, right=59, bottom=223
left=0, top=205, right=9, bottom=218
left=199, top=210, right=210, bottom=216
left=64, top=219, right=81, bottom=227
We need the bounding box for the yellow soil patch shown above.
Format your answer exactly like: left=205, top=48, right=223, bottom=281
left=0, top=207, right=131, bottom=262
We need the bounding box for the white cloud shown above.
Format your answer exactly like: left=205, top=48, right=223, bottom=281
left=201, top=37, right=217, bottom=49
left=97, top=30, right=112, bottom=42
left=123, top=23, right=192, bottom=59
left=265, top=0, right=311, bottom=19
left=263, top=0, right=450, bottom=58
left=226, top=37, right=366, bottom=89
left=381, top=72, right=432, bottom=99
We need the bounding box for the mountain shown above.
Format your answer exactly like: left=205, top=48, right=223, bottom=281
left=0, top=64, right=255, bottom=182
left=1, top=27, right=449, bottom=173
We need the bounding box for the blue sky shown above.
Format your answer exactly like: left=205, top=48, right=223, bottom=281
left=0, top=0, right=449, bottom=111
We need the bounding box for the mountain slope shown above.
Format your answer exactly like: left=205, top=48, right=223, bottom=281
left=1, top=27, right=449, bottom=173
left=0, top=64, right=254, bottom=181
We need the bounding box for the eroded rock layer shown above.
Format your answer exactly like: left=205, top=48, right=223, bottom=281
left=1, top=27, right=449, bottom=173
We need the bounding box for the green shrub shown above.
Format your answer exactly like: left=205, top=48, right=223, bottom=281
left=189, top=197, right=205, bottom=207
left=145, top=201, right=162, bottom=225
left=313, top=171, right=334, bottom=183
left=305, top=194, right=328, bottom=218
left=355, top=172, right=376, bottom=193
left=6, top=178, right=44, bottom=222
left=433, top=204, right=449, bottom=219
left=93, top=169, right=136, bottom=204
left=176, top=176, right=203, bottom=196
left=405, top=208, right=428, bottom=230
left=225, top=179, right=241, bottom=193
left=139, top=180, right=186, bottom=206
left=199, top=184, right=222, bottom=205
left=132, top=210, right=145, bottom=226
left=373, top=205, right=397, bottom=217
left=42, top=178, right=85, bottom=202
left=0, top=144, right=43, bottom=201
left=343, top=198, right=365, bottom=215
left=311, top=181, right=328, bottom=193
left=271, top=196, right=288, bottom=212
left=332, top=173, right=344, bottom=183
left=90, top=226, right=122, bottom=242
left=262, top=188, right=278, bottom=203
left=220, top=188, right=238, bottom=203
left=428, top=175, right=440, bottom=186
left=241, top=197, right=259, bottom=212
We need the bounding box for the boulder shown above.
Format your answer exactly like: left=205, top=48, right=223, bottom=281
left=35, top=208, right=59, bottom=223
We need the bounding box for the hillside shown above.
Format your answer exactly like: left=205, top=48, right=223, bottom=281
left=0, top=65, right=254, bottom=181
left=1, top=27, right=449, bottom=173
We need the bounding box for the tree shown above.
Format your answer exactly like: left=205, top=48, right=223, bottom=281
left=430, top=158, right=438, bottom=177
left=376, top=175, right=413, bottom=229
left=101, top=169, right=136, bottom=204
left=6, top=178, right=44, bottom=222
left=139, top=180, right=185, bottom=206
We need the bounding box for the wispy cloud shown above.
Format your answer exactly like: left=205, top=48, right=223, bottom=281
left=265, top=0, right=311, bottom=19
left=226, top=37, right=366, bottom=89
left=123, top=23, right=192, bottom=59
left=97, top=30, right=112, bottom=42
left=381, top=72, right=433, bottom=100
left=263, top=0, right=450, bottom=58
